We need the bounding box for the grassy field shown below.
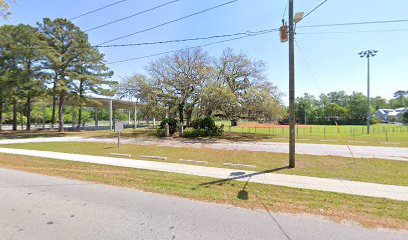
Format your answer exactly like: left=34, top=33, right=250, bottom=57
left=0, top=122, right=407, bottom=148
left=0, top=153, right=407, bottom=229
left=218, top=122, right=408, bottom=147
left=5, top=141, right=408, bottom=186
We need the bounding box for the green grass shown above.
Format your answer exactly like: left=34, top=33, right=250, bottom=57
left=0, top=153, right=407, bottom=229
left=5, top=141, right=408, bottom=186
left=1, top=122, right=407, bottom=147
left=219, top=123, right=408, bottom=147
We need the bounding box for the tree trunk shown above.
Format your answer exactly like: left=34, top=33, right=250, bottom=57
left=12, top=99, right=17, bottom=131
left=178, top=103, right=184, bottom=123
left=77, top=79, right=84, bottom=130
left=58, top=93, right=65, bottom=132
left=51, top=79, right=57, bottom=129
left=0, top=101, right=3, bottom=132
left=26, top=97, right=32, bottom=131
left=77, top=107, right=82, bottom=130
left=186, top=108, right=193, bottom=126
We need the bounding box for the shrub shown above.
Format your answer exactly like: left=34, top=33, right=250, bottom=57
left=389, top=116, right=398, bottom=123
left=159, top=118, right=178, bottom=135
left=156, top=128, right=165, bottom=137
left=370, top=116, right=382, bottom=124
left=402, top=111, right=408, bottom=124
left=187, top=116, right=224, bottom=137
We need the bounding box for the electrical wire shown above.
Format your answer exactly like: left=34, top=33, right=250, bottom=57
left=97, top=31, right=258, bottom=48
left=96, top=0, right=238, bottom=46
left=106, top=28, right=278, bottom=64
left=294, top=39, right=322, bottom=94
left=85, top=0, right=181, bottom=32
left=303, top=0, right=328, bottom=19
left=299, top=19, right=408, bottom=28
left=69, top=0, right=129, bottom=21
left=297, top=28, right=408, bottom=35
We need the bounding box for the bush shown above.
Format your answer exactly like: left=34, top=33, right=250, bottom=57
left=156, top=128, right=165, bottom=137
left=389, top=116, right=398, bottom=123
left=158, top=118, right=178, bottom=136
left=402, top=111, right=408, bottom=124
left=371, top=116, right=382, bottom=124
left=187, top=116, right=224, bottom=137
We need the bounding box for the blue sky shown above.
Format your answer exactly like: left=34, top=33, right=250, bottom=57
left=2, top=0, right=407, bottom=104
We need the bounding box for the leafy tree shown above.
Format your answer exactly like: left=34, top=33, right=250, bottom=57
left=38, top=18, right=106, bottom=132
left=147, top=48, right=212, bottom=124
left=12, top=24, right=48, bottom=130
left=371, top=96, right=388, bottom=110
left=295, top=93, right=317, bottom=124
left=199, top=82, right=237, bottom=118
left=70, top=47, right=114, bottom=129
left=215, top=48, right=265, bottom=95
left=393, top=90, right=407, bottom=107
left=240, top=82, right=284, bottom=122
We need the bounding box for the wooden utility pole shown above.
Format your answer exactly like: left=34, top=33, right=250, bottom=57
left=288, top=0, right=296, bottom=168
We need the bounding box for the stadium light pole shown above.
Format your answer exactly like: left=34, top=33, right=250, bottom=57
left=359, top=50, right=378, bottom=134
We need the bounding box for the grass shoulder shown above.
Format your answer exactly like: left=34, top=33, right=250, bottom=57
left=0, top=153, right=406, bottom=230
left=4, top=141, right=408, bottom=186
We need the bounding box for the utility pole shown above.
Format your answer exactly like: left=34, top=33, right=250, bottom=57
left=359, top=50, right=378, bottom=134
left=288, top=0, right=296, bottom=168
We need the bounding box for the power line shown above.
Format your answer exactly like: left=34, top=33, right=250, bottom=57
left=85, top=0, right=181, bottom=32
left=298, top=28, right=408, bottom=35
left=303, top=0, right=328, bottom=19
left=299, top=19, right=408, bottom=28
left=107, top=28, right=278, bottom=64
left=96, top=0, right=238, bottom=46
left=294, top=39, right=322, bottom=93
left=97, top=31, right=257, bottom=48
left=69, top=0, right=129, bottom=21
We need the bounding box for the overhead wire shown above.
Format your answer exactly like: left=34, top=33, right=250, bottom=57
left=106, top=28, right=278, bottom=64
left=97, top=31, right=260, bottom=48
left=302, top=0, right=328, bottom=19
left=299, top=19, right=408, bottom=28
left=297, top=28, right=408, bottom=35
left=69, top=0, right=129, bottom=21
left=96, top=0, right=238, bottom=46
left=84, top=0, right=181, bottom=32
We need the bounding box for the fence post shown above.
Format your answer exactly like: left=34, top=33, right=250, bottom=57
left=324, top=128, right=326, bottom=140
left=296, top=127, right=299, bottom=139
left=353, top=129, right=355, bottom=141
left=386, top=130, right=389, bottom=142
left=255, top=127, right=257, bottom=133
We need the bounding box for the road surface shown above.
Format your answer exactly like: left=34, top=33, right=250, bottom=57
left=0, top=168, right=406, bottom=240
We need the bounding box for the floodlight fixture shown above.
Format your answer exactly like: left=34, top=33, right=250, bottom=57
left=294, top=12, right=304, bottom=23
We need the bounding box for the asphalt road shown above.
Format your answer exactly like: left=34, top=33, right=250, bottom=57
left=1, top=168, right=407, bottom=240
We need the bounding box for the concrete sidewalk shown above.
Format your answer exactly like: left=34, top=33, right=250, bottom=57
left=1, top=147, right=408, bottom=201
left=1, top=136, right=407, bottom=161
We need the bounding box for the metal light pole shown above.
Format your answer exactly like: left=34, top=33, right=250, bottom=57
left=359, top=50, right=377, bottom=134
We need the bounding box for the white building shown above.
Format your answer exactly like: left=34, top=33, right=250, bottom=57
left=376, top=108, right=407, bottom=123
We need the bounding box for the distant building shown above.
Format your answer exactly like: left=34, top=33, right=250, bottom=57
left=376, top=108, right=407, bottom=123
